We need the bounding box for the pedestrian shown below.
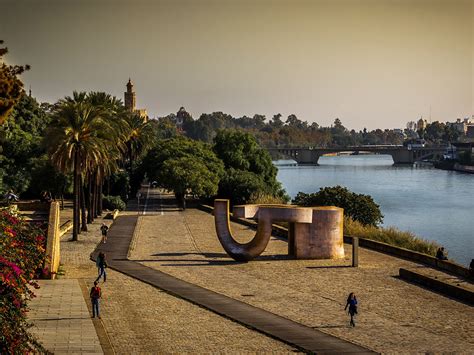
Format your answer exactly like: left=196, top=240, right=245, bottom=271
left=89, top=281, right=102, bottom=319
left=436, top=247, right=448, bottom=261
left=96, top=252, right=107, bottom=283
left=41, top=190, right=52, bottom=203
left=344, top=292, right=358, bottom=327
left=100, top=223, right=109, bottom=244
left=4, top=190, right=19, bottom=203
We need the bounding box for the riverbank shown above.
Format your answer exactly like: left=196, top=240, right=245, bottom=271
left=276, top=155, right=474, bottom=265
left=434, top=160, right=474, bottom=174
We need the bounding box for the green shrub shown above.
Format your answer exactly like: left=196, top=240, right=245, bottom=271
left=102, top=195, right=126, bottom=211
left=293, top=186, right=383, bottom=226
left=344, top=216, right=440, bottom=256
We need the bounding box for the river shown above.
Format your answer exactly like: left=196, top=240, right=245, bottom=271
left=275, top=155, right=474, bottom=266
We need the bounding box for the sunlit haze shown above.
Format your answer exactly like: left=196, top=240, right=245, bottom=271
left=1, top=0, right=472, bottom=130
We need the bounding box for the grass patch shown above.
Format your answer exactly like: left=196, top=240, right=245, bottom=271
left=344, top=217, right=440, bottom=256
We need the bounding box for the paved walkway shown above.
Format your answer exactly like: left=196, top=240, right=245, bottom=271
left=34, top=197, right=298, bottom=353
left=29, top=188, right=474, bottom=353
left=92, top=195, right=374, bottom=354
left=28, top=279, right=103, bottom=354
left=132, top=189, right=474, bottom=353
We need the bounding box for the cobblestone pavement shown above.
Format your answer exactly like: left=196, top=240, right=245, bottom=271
left=57, top=212, right=297, bottom=353
left=131, top=209, right=474, bottom=354
left=29, top=279, right=103, bottom=354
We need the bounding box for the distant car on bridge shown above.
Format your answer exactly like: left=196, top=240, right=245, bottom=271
left=403, top=139, right=425, bottom=149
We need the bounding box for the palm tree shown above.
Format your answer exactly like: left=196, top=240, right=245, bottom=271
left=123, top=113, right=154, bottom=175
left=86, top=92, right=127, bottom=215
left=45, top=93, right=113, bottom=240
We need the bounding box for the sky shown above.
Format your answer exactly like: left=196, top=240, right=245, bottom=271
left=1, top=0, right=472, bottom=130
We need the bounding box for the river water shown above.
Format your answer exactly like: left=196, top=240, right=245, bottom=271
left=275, top=155, right=474, bottom=266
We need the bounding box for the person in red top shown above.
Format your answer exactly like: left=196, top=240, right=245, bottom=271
left=89, top=281, right=102, bottom=319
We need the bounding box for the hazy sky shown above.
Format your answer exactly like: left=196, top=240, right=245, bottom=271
left=1, top=0, right=472, bottom=130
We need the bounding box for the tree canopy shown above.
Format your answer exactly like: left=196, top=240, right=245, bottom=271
left=213, top=130, right=288, bottom=204
left=0, top=95, right=51, bottom=194
left=0, top=40, right=29, bottom=125
left=142, top=136, right=224, bottom=206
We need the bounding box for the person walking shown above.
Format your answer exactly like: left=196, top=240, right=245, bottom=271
left=100, top=223, right=109, bottom=244
left=95, top=252, right=107, bottom=283
left=89, top=281, right=102, bottom=319
left=345, top=292, right=358, bottom=327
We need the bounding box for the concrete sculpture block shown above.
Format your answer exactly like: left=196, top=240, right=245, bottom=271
left=214, top=199, right=344, bottom=261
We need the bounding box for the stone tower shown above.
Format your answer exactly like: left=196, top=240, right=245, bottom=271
left=124, top=78, right=136, bottom=112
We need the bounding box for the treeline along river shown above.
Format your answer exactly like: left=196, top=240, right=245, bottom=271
left=275, top=155, right=474, bottom=266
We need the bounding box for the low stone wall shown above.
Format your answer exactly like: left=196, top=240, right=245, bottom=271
left=16, top=201, right=51, bottom=211
left=45, top=202, right=61, bottom=279
left=343, top=236, right=472, bottom=280
left=399, top=268, right=474, bottom=305
left=454, top=163, right=474, bottom=174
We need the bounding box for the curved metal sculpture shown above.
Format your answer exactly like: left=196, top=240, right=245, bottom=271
left=214, top=199, right=344, bottom=261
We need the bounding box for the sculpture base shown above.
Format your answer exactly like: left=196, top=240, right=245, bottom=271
left=288, top=207, right=344, bottom=259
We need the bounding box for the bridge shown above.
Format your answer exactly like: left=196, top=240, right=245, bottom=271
left=269, top=145, right=446, bottom=165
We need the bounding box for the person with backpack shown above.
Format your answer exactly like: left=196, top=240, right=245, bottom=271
left=89, top=281, right=102, bottom=319
left=100, top=223, right=109, bottom=244
left=344, top=292, right=358, bottom=327
left=96, top=252, right=107, bottom=283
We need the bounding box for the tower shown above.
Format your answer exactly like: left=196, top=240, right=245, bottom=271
left=124, top=78, right=136, bottom=112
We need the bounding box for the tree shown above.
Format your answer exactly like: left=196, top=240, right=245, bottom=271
left=217, top=168, right=270, bottom=205
left=213, top=130, right=289, bottom=204
left=0, top=95, right=50, bottom=195
left=45, top=92, right=117, bottom=240
left=123, top=113, right=153, bottom=174
left=270, top=113, right=284, bottom=128
left=0, top=41, right=29, bottom=125
left=142, top=136, right=224, bottom=208
left=424, top=121, right=445, bottom=143
left=293, top=186, right=383, bottom=226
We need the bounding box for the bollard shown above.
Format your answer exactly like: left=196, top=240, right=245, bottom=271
left=352, top=237, right=359, bottom=267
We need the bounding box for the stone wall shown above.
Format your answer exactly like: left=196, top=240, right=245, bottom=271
left=45, top=202, right=61, bottom=279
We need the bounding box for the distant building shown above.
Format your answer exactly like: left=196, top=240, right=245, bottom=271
left=406, top=121, right=417, bottom=131
left=124, top=79, right=148, bottom=122
left=417, top=117, right=427, bottom=131
left=466, top=125, right=474, bottom=138
left=448, top=115, right=474, bottom=135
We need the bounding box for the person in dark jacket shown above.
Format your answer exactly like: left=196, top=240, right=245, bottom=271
left=345, top=292, right=358, bottom=327
left=436, top=247, right=448, bottom=261
left=100, top=223, right=109, bottom=244
left=95, top=252, right=107, bottom=282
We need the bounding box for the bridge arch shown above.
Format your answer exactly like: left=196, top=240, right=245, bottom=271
left=269, top=146, right=445, bottom=165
